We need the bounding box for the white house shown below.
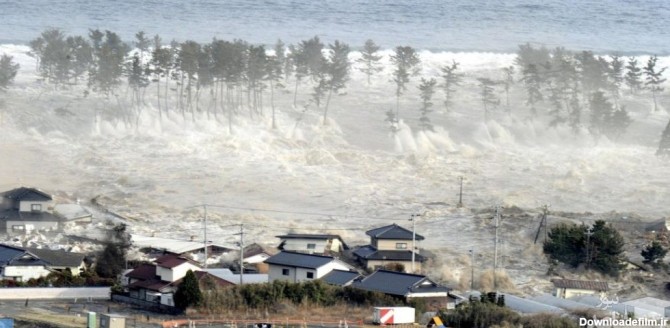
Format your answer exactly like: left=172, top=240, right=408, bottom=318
left=552, top=279, right=609, bottom=299
left=276, top=234, right=348, bottom=255
left=264, top=251, right=352, bottom=283
left=0, top=244, right=86, bottom=281
left=0, top=187, right=61, bottom=234
left=353, top=224, right=426, bottom=273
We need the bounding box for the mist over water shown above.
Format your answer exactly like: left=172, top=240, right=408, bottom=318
left=1, top=0, right=670, bottom=54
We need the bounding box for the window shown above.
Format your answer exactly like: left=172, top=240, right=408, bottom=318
left=306, top=272, right=314, bottom=279
left=306, top=243, right=316, bottom=249
left=282, top=268, right=290, bottom=276
left=31, top=204, right=42, bottom=212
left=12, top=225, right=25, bottom=232
left=396, top=243, right=408, bottom=249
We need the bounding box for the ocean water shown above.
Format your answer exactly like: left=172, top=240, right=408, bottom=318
left=1, top=0, right=669, bottom=54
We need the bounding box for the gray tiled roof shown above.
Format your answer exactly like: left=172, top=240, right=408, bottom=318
left=0, top=244, right=47, bottom=267
left=366, top=224, right=425, bottom=240
left=353, top=245, right=426, bottom=262
left=26, top=247, right=85, bottom=267
left=264, top=251, right=335, bottom=269
left=321, top=269, right=361, bottom=286
left=551, top=279, right=609, bottom=291
left=2, top=187, right=52, bottom=201
left=352, top=269, right=449, bottom=297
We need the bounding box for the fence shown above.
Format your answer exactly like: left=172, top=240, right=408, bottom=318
left=111, top=294, right=181, bottom=314
left=0, top=287, right=110, bottom=300
left=161, top=318, right=365, bottom=328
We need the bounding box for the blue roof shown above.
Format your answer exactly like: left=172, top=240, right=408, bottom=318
left=264, top=251, right=335, bottom=269
left=352, top=269, right=449, bottom=297
left=366, top=224, right=425, bottom=241
left=321, top=269, right=361, bottom=286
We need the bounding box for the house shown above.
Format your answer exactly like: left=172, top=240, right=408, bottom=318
left=320, top=269, right=361, bottom=287
left=351, top=269, right=453, bottom=310
left=0, top=244, right=86, bottom=281
left=131, top=234, right=235, bottom=264
left=0, top=187, right=61, bottom=234
left=54, top=204, right=93, bottom=225
left=276, top=233, right=348, bottom=255
left=354, top=224, right=426, bottom=273
left=242, top=243, right=276, bottom=273
left=124, top=253, right=232, bottom=307
left=552, top=278, right=609, bottom=299
left=264, top=251, right=352, bottom=283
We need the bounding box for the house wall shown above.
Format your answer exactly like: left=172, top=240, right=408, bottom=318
left=5, top=220, right=59, bottom=234
left=268, top=264, right=298, bottom=282
left=50, top=263, right=85, bottom=276
left=315, top=260, right=351, bottom=278
left=245, top=253, right=270, bottom=264
left=555, top=287, right=602, bottom=299
left=2, top=265, right=51, bottom=281
left=365, top=260, right=420, bottom=273
left=161, top=293, right=174, bottom=306
left=376, top=239, right=418, bottom=251
left=328, top=239, right=344, bottom=253
left=281, top=239, right=329, bottom=254
left=18, top=200, right=52, bottom=213
left=157, top=262, right=201, bottom=282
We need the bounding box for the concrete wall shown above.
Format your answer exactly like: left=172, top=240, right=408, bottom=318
left=0, top=287, right=110, bottom=300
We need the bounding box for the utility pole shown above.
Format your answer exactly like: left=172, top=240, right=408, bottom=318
left=410, top=213, right=421, bottom=273
left=203, top=204, right=208, bottom=269
left=542, top=204, right=549, bottom=243
left=585, top=225, right=594, bottom=269
left=493, top=205, right=501, bottom=290
left=469, top=249, right=475, bottom=291
left=457, top=176, right=464, bottom=208
left=236, top=224, right=245, bottom=285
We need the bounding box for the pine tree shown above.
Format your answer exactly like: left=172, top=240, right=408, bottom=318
left=522, top=64, right=543, bottom=116
left=657, top=118, right=670, bottom=156
left=0, top=54, right=20, bottom=89
left=568, top=92, right=582, bottom=134
left=88, top=30, right=129, bottom=96
left=95, top=223, right=130, bottom=279
left=501, top=66, right=514, bottom=113
left=174, top=270, right=203, bottom=310
left=625, top=57, right=643, bottom=94
left=267, top=40, right=285, bottom=128
left=356, top=39, right=383, bottom=85
left=321, top=40, right=351, bottom=123
left=477, top=77, right=499, bottom=121
left=390, top=46, right=420, bottom=119
left=418, top=77, right=437, bottom=131
left=644, top=55, right=667, bottom=112
left=588, top=91, right=614, bottom=139
left=604, top=106, right=632, bottom=141
left=440, top=60, right=463, bottom=112
left=641, top=241, right=667, bottom=267
left=608, top=55, right=624, bottom=108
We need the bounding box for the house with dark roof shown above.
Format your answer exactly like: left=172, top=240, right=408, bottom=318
left=552, top=278, right=609, bottom=299
left=353, top=224, right=426, bottom=273
left=0, top=244, right=86, bottom=281
left=264, top=251, right=353, bottom=283
left=321, top=269, right=361, bottom=287
left=0, top=187, right=61, bottom=234
left=276, top=233, right=348, bottom=255
left=352, top=269, right=454, bottom=310
left=123, top=254, right=231, bottom=307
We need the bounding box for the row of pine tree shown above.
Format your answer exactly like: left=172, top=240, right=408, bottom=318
left=1, top=29, right=670, bottom=153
